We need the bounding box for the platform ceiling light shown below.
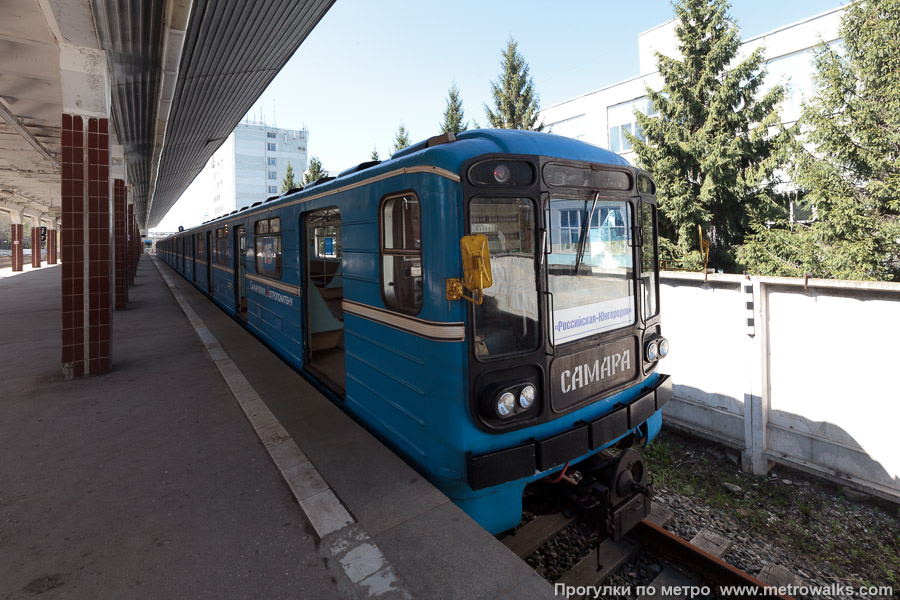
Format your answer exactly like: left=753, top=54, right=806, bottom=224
left=519, top=384, right=536, bottom=409
left=497, top=392, right=516, bottom=417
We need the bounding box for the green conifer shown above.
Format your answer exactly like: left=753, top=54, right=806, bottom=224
left=740, top=0, right=900, bottom=280
left=440, top=82, right=469, bottom=135
left=391, top=124, right=411, bottom=155
left=303, top=156, right=327, bottom=185
left=484, top=38, right=544, bottom=131
left=629, top=0, right=789, bottom=271
left=280, top=162, right=296, bottom=193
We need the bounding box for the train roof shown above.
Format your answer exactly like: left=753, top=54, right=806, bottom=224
left=186, top=129, right=634, bottom=231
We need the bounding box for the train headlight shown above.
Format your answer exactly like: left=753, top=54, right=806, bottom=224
left=658, top=338, right=669, bottom=358
left=519, top=385, right=536, bottom=409
left=493, top=164, right=511, bottom=184
left=497, top=392, right=516, bottom=417
left=646, top=341, right=659, bottom=362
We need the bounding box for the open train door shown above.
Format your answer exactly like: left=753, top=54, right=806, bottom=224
left=302, top=208, right=345, bottom=394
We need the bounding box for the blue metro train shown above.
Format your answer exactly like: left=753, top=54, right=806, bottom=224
left=158, top=129, right=671, bottom=535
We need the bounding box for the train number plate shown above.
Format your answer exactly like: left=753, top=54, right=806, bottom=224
left=550, top=336, right=638, bottom=412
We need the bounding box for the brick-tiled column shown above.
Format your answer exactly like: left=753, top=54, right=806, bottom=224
left=113, top=179, right=127, bottom=310
left=31, top=221, right=42, bottom=268
left=134, top=217, right=141, bottom=275
left=62, top=114, right=111, bottom=378
left=47, top=230, right=57, bottom=264
left=11, top=223, right=23, bottom=271
left=126, top=204, right=135, bottom=286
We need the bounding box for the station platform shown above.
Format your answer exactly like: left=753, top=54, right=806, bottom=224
left=0, top=258, right=552, bottom=600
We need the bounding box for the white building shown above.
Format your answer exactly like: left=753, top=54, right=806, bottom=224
left=205, top=121, right=308, bottom=218
left=540, top=7, right=844, bottom=164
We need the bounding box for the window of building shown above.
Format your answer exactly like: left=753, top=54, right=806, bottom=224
left=546, top=113, right=586, bottom=140
left=608, top=97, right=657, bottom=153
left=381, top=193, right=422, bottom=314
left=216, top=228, right=229, bottom=265
left=267, top=143, right=276, bottom=151
left=267, top=132, right=276, bottom=138
left=267, top=157, right=277, bottom=165
left=268, top=185, right=278, bottom=194
left=254, top=217, right=282, bottom=279
left=268, top=171, right=277, bottom=180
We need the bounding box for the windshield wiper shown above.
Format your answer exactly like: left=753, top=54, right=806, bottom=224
left=574, top=192, right=599, bottom=272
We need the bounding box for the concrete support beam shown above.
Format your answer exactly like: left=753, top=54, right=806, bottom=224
left=0, top=99, right=61, bottom=169
left=60, top=44, right=112, bottom=378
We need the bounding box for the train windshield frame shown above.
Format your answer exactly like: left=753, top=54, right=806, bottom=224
left=464, top=158, right=660, bottom=359
left=545, top=195, right=636, bottom=345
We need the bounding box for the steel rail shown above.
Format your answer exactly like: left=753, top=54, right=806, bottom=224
left=632, top=519, right=795, bottom=600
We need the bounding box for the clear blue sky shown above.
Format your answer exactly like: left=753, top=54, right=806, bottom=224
left=156, top=0, right=846, bottom=230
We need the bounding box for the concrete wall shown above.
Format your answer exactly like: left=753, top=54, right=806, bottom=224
left=658, top=272, right=900, bottom=501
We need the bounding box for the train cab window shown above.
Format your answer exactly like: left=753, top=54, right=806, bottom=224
left=254, top=217, right=282, bottom=279
left=470, top=198, right=539, bottom=357
left=641, top=204, right=659, bottom=319
left=380, top=194, right=422, bottom=314
left=215, top=228, right=229, bottom=265
left=546, top=197, right=635, bottom=344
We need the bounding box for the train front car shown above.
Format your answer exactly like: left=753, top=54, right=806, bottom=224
left=438, top=130, right=671, bottom=536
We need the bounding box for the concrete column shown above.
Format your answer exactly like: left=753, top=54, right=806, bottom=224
left=61, top=44, right=112, bottom=378
left=31, top=216, right=42, bottom=268
left=11, top=211, right=24, bottom=271
left=742, top=278, right=772, bottom=475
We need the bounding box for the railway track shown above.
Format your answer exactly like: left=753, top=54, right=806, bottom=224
left=502, top=503, right=795, bottom=599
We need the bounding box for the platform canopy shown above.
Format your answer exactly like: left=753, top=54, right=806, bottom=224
left=0, top=0, right=335, bottom=231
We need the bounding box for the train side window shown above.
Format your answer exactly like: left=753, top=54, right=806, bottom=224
left=380, top=193, right=422, bottom=314
left=197, top=233, right=205, bottom=261
left=215, top=228, right=229, bottom=265
left=254, top=217, right=282, bottom=279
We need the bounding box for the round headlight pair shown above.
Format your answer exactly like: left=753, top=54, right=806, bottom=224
left=496, top=384, right=537, bottom=417
left=645, top=337, right=669, bottom=362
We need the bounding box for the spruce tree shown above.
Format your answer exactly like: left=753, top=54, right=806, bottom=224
left=391, top=124, right=411, bottom=155
left=484, top=38, right=544, bottom=131
left=629, top=0, right=789, bottom=271
left=740, top=0, right=900, bottom=281
left=440, top=82, right=468, bottom=135
left=370, top=146, right=380, bottom=161
left=280, top=162, right=296, bottom=193
left=303, top=156, right=327, bottom=185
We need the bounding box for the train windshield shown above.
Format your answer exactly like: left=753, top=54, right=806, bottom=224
left=546, top=197, right=635, bottom=345
left=470, top=197, right=539, bottom=358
